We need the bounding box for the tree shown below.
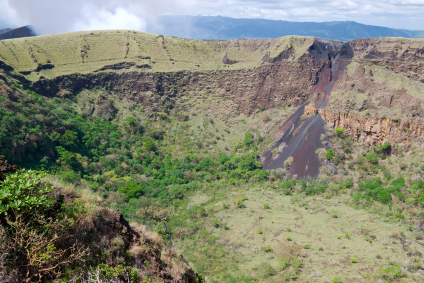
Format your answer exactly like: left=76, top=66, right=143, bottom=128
left=138, top=206, right=174, bottom=247
left=124, top=117, right=141, bottom=134
left=0, top=170, right=87, bottom=281
left=55, top=146, right=76, bottom=166
left=59, top=130, right=78, bottom=150
left=244, top=132, right=254, bottom=147
left=335, top=128, right=345, bottom=138
left=125, top=117, right=136, bottom=127
left=144, top=140, right=157, bottom=152
left=378, top=142, right=391, bottom=154
left=118, top=182, right=143, bottom=201
left=325, top=149, right=335, bottom=161
left=366, top=151, right=379, bottom=165
left=285, top=156, right=294, bottom=168
left=238, top=155, right=257, bottom=171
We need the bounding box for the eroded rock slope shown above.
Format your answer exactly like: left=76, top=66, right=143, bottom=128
left=1, top=31, right=424, bottom=177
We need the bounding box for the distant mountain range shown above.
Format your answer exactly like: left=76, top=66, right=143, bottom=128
left=2, top=17, right=424, bottom=42
left=147, top=15, right=424, bottom=41
left=0, top=26, right=35, bottom=40
left=0, top=28, right=12, bottom=35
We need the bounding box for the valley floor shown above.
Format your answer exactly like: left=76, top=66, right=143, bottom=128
left=175, top=185, right=424, bottom=282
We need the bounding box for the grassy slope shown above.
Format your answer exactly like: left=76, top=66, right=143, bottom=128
left=71, top=87, right=293, bottom=158
left=3, top=31, right=424, bottom=282
left=170, top=124, right=424, bottom=282
left=176, top=182, right=424, bottom=282
left=0, top=30, right=314, bottom=80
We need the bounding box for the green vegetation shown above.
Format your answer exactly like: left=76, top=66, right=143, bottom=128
left=2, top=33, right=424, bottom=282
left=326, top=149, right=335, bottom=160
left=0, top=85, right=271, bottom=224
left=4, top=80, right=424, bottom=281
left=0, top=170, right=54, bottom=215
left=0, top=30, right=315, bottom=81
left=169, top=180, right=421, bottom=282
left=0, top=159, right=202, bottom=282
left=335, top=127, right=345, bottom=137
left=352, top=177, right=410, bottom=205
left=263, top=246, right=271, bottom=252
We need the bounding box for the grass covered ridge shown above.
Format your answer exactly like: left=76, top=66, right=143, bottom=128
left=0, top=31, right=314, bottom=80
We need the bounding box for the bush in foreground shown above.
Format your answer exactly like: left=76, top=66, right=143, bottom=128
left=0, top=164, right=203, bottom=283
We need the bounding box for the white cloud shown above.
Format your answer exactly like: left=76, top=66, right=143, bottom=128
left=1, top=0, right=424, bottom=32
left=0, top=0, right=193, bottom=34
left=0, top=0, right=24, bottom=27
left=73, top=5, right=147, bottom=31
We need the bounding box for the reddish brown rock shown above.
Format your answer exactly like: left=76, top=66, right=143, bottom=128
left=320, top=110, right=424, bottom=147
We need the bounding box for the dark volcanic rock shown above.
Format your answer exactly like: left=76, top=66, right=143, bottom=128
left=0, top=156, right=18, bottom=181
left=262, top=103, right=326, bottom=178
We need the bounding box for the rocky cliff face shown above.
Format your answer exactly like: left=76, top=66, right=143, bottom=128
left=30, top=58, right=321, bottom=117
left=1, top=32, right=424, bottom=177
left=320, top=110, right=424, bottom=148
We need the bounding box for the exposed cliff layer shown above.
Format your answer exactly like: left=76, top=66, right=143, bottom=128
left=320, top=110, right=424, bottom=148
left=28, top=58, right=320, bottom=115
left=1, top=31, right=424, bottom=177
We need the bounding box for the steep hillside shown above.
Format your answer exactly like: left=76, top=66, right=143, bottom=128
left=2, top=31, right=424, bottom=282
left=0, top=30, right=314, bottom=80
left=0, top=156, right=202, bottom=282
left=2, top=31, right=423, bottom=177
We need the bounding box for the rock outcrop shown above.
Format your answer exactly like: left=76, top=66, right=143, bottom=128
left=320, top=110, right=424, bottom=148
left=1, top=32, right=424, bottom=176
left=0, top=156, right=18, bottom=181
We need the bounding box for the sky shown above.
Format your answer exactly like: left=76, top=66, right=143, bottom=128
left=1, top=0, right=424, bottom=34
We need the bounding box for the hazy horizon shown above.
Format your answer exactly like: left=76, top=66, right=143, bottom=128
left=1, top=0, right=424, bottom=35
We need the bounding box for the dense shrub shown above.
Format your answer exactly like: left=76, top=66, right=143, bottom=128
left=244, top=132, right=254, bottom=147
left=60, top=170, right=81, bottom=183
left=356, top=155, right=365, bottom=164
left=326, top=149, right=335, bottom=160
left=118, top=182, right=144, bottom=201
left=0, top=170, right=55, bottom=217
left=352, top=177, right=406, bottom=204
left=144, top=139, right=157, bottom=151
left=366, top=152, right=379, bottom=165
left=335, top=127, right=345, bottom=138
